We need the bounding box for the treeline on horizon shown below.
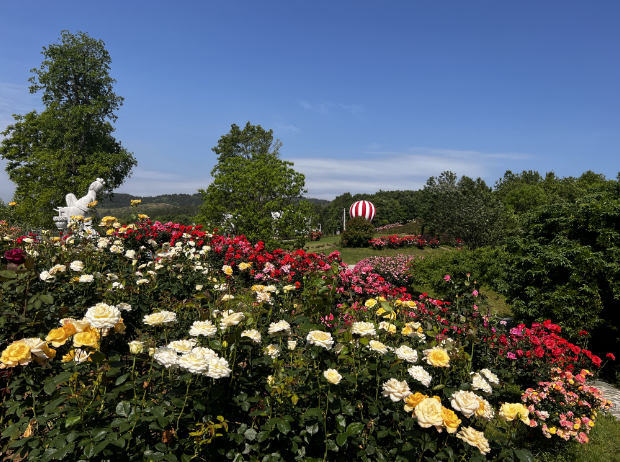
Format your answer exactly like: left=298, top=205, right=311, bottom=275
left=88, top=169, right=618, bottom=232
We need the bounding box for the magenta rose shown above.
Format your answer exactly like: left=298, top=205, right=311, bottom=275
left=5, top=248, right=26, bottom=265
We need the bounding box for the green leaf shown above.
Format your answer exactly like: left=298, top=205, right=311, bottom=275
left=44, top=381, right=57, bottom=395
left=144, top=449, right=165, bottom=461
left=116, top=401, right=131, bottom=417
left=336, top=433, right=348, bottom=447
left=244, top=428, right=257, bottom=441
left=276, top=420, right=291, bottom=435
left=335, top=415, right=346, bottom=432
left=65, top=416, right=81, bottom=428
left=115, top=373, right=129, bottom=385
left=306, top=423, right=319, bottom=436
left=256, top=431, right=271, bottom=442
left=53, top=371, right=73, bottom=385
left=0, top=270, right=17, bottom=279
left=514, top=449, right=535, bottom=462
left=432, top=384, right=445, bottom=391
left=40, top=294, right=54, bottom=304
left=346, top=422, right=365, bottom=436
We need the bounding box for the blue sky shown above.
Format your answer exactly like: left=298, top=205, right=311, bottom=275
left=1, top=1, right=618, bottom=201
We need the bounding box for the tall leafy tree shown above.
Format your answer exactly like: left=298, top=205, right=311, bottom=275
left=211, top=122, right=281, bottom=162
left=198, top=124, right=313, bottom=250
left=0, top=30, right=137, bottom=228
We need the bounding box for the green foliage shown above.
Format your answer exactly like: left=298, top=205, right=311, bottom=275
left=417, top=172, right=510, bottom=249
left=496, top=192, right=620, bottom=345
left=340, top=216, right=375, bottom=247
left=409, top=247, right=507, bottom=298
left=197, top=124, right=313, bottom=250
left=99, top=193, right=204, bottom=208
left=211, top=121, right=281, bottom=162
left=0, top=30, right=137, bottom=229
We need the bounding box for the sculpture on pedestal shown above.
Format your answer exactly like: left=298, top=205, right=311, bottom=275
left=53, top=178, right=105, bottom=232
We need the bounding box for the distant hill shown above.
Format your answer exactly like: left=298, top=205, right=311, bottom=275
left=99, top=193, right=203, bottom=209
left=100, top=193, right=330, bottom=209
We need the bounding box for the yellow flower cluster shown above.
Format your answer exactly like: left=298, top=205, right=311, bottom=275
left=100, top=216, right=117, bottom=227
left=8, top=202, right=17, bottom=207
left=87, top=201, right=98, bottom=208
left=130, top=199, right=142, bottom=206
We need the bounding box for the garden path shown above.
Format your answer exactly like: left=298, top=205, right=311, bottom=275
left=592, top=380, right=620, bottom=420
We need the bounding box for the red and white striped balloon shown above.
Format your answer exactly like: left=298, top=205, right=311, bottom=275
left=349, top=200, right=376, bottom=222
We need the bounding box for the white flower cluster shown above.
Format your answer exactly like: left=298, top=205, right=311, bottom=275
left=153, top=345, right=231, bottom=379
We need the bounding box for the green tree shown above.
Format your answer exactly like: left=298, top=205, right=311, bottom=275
left=198, top=124, right=313, bottom=250
left=0, top=30, right=137, bottom=228
left=211, top=121, right=281, bottom=163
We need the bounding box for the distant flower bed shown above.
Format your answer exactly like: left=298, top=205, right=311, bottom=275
left=353, top=255, right=416, bottom=288
left=0, top=219, right=615, bottom=461
left=369, top=234, right=440, bottom=250
left=375, top=222, right=402, bottom=232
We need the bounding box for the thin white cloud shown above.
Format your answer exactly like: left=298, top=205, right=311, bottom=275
left=288, top=147, right=528, bottom=199
left=274, top=123, right=300, bottom=133
left=300, top=100, right=364, bottom=117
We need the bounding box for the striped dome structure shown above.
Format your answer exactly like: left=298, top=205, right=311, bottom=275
left=349, top=200, right=376, bottom=222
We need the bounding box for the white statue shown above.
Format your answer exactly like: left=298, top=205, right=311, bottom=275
left=53, top=178, right=105, bottom=231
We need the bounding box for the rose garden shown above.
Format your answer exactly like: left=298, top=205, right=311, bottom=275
left=1, top=29, right=620, bottom=462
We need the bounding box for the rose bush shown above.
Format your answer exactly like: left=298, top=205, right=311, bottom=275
left=0, top=218, right=614, bottom=461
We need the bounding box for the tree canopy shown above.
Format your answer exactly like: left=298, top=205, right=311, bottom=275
left=0, top=30, right=136, bottom=228
left=198, top=123, right=313, bottom=250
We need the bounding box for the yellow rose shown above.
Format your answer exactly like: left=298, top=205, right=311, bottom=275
left=74, top=331, right=100, bottom=349
left=415, top=397, right=444, bottom=431
left=62, top=323, right=77, bottom=336
left=548, top=426, right=557, bottom=434
left=499, top=403, right=530, bottom=425
left=222, top=265, right=233, bottom=276
left=46, top=328, right=69, bottom=347
left=8, top=202, right=17, bottom=206
left=114, top=319, right=126, bottom=334
left=0, top=341, right=32, bottom=367
left=365, top=299, right=377, bottom=308
left=378, top=296, right=386, bottom=302
left=106, top=229, right=114, bottom=235
left=403, top=392, right=428, bottom=412
left=402, top=326, right=414, bottom=336
left=423, top=347, right=450, bottom=367
left=456, top=426, right=490, bottom=455
left=441, top=407, right=461, bottom=433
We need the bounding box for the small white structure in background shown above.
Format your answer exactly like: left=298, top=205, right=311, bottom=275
left=53, top=178, right=105, bottom=232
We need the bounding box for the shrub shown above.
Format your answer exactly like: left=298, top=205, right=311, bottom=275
left=353, top=255, right=415, bottom=288
left=340, top=216, right=375, bottom=247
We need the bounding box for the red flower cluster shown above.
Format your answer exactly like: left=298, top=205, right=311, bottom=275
left=493, top=320, right=603, bottom=371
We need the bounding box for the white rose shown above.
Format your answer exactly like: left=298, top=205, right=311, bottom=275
left=287, top=340, right=297, bottom=350
left=472, top=373, right=493, bottom=394
left=79, top=274, right=94, bottom=283
left=117, top=303, right=132, bottom=312
left=265, top=344, right=280, bottom=358
left=70, top=260, right=84, bottom=272
left=306, top=330, right=334, bottom=350
left=379, top=321, right=397, bottom=333
left=112, top=282, right=124, bottom=290
left=128, top=340, right=144, bottom=354
left=48, top=264, right=66, bottom=275
left=153, top=347, right=179, bottom=369
left=136, top=278, right=149, bottom=285
left=220, top=312, right=245, bottom=330
left=451, top=390, right=481, bottom=418
left=109, top=245, right=122, bottom=254
left=475, top=397, right=495, bottom=421
left=407, top=365, right=432, bottom=387
left=167, top=339, right=197, bottom=353
left=125, top=250, right=136, bottom=259
left=268, top=320, right=291, bottom=335
left=367, top=340, right=389, bottom=355
left=143, top=311, right=177, bottom=327
left=242, top=329, right=262, bottom=344
left=352, top=322, right=376, bottom=337
left=324, top=369, right=342, bottom=385
left=205, top=357, right=231, bottom=379
left=195, top=285, right=203, bottom=291
left=39, top=271, right=54, bottom=282
left=480, top=369, right=499, bottom=385
left=178, top=351, right=210, bottom=374
left=191, top=347, right=218, bottom=361
left=84, top=303, right=121, bottom=329
left=222, top=294, right=235, bottom=301
left=189, top=320, right=217, bottom=337
left=395, top=345, right=418, bottom=363
left=382, top=378, right=411, bottom=402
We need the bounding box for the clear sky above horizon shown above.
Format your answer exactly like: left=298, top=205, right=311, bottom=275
left=1, top=1, right=618, bottom=201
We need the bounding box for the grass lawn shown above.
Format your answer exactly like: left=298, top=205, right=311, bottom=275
left=304, top=234, right=448, bottom=266
left=532, top=413, right=620, bottom=462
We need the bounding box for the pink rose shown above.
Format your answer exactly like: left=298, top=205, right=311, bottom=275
left=472, top=290, right=478, bottom=296
left=443, top=275, right=451, bottom=281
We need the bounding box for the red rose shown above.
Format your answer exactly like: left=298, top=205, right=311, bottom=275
left=534, top=347, right=545, bottom=358
left=4, top=248, right=26, bottom=264
left=544, top=339, right=556, bottom=350
left=591, top=355, right=602, bottom=367
left=606, top=353, right=615, bottom=361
